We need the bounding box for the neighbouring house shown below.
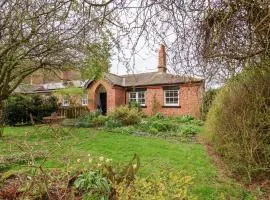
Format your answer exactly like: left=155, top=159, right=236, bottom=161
left=85, top=45, right=204, bottom=117
left=15, top=70, right=88, bottom=107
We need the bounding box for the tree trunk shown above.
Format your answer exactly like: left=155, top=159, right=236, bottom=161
left=0, top=100, right=4, bottom=138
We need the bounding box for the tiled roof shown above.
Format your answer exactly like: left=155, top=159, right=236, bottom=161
left=102, top=72, right=203, bottom=87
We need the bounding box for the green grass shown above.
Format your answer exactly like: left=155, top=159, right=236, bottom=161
left=0, top=126, right=254, bottom=199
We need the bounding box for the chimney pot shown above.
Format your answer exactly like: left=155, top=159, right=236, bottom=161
left=157, top=44, right=167, bottom=73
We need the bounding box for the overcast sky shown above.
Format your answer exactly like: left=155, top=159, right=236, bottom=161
left=110, top=45, right=159, bottom=75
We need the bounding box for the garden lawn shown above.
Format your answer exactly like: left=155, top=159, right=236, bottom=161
left=0, top=126, right=254, bottom=199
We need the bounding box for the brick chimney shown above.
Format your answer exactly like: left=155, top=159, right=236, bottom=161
left=157, top=44, right=167, bottom=73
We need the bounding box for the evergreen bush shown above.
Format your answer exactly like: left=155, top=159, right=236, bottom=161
left=205, top=65, right=270, bottom=181
left=4, top=94, right=58, bottom=125
left=200, top=89, right=219, bottom=120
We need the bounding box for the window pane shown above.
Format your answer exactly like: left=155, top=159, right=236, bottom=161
left=130, top=92, right=136, bottom=99
left=129, top=91, right=145, bottom=106
left=165, top=90, right=179, bottom=105
left=138, top=91, right=144, bottom=98
left=172, top=98, right=178, bottom=103
left=139, top=99, right=145, bottom=105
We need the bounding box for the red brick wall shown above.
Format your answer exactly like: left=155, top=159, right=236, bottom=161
left=126, top=83, right=203, bottom=118
left=86, top=80, right=203, bottom=118
left=86, top=80, right=126, bottom=112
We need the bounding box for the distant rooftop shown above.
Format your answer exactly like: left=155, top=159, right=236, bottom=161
left=15, top=80, right=87, bottom=94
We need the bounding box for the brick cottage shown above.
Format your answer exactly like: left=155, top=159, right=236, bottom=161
left=85, top=45, right=204, bottom=117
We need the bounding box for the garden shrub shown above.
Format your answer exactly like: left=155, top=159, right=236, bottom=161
left=176, top=115, right=194, bottom=123
left=109, top=105, right=142, bottom=125
left=75, top=111, right=101, bottom=127
left=110, top=116, right=202, bottom=139
left=30, top=95, right=58, bottom=121
left=4, top=94, right=57, bottom=125
left=91, top=115, right=108, bottom=127
left=128, top=100, right=141, bottom=110
left=190, top=119, right=204, bottom=126
left=180, top=124, right=200, bottom=135
left=115, top=170, right=196, bottom=200
left=104, top=118, right=122, bottom=129
left=4, top=95, right=31, bottom=125
left=205, top=65, right=270, bottom=181
left=149, top=120, right=178, bottom=132
left=200, top=89, right=219, bottom=120
left=150, top=112, right=166, bottom=120
left=74, top=170, right=111, bottom=199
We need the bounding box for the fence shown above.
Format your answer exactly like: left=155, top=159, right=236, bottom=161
left=58, top=106, right=89, bottom=118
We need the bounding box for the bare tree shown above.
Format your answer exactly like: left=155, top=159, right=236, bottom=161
left=95, top=0, right=270, bottom=85
left=0, top=0, right=117, bottom=135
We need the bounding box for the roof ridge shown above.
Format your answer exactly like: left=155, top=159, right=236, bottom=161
left=120, top=71, right=158, bottom=77
left=105, top=72, right=123, bottom=78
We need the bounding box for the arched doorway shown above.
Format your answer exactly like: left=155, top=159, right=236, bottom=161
left=95, top=85, right=107, bottom=115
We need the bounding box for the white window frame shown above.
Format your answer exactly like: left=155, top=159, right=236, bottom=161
left=62, top=96, right=70, bottom=107
left=129, top=91, right=146, bottom=106
left=81, top=94, right=88, bottom=106
left=164, top=89, right=179, bottom=106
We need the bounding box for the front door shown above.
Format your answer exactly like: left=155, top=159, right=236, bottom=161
left=99, top=92, right=107, bottom=115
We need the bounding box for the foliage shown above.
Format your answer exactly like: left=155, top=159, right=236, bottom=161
left=128, top=100, right=141, bottom=110
left=115, top=170, right=196, bottom=200
left=4, top=94, right=58, bottom=125
left=81, top=38, right=111, bottom=80
left=205, top=65, right=270, bottom=182
left=91, top=115, right=108, bottom=127
left=152, top=112, right=165, bottom=120
left=200, top=89, right=219, bottom=120
left=107, top=115, right=203, bottom=141
left=85, top=154, right=140, bottom=185
left=175, top=115, right=194, bottom=123
left=54, top=86, right=85, bottom=107
left=73, top=154, right=140, bottom=199
left=140, top=119, right=178, bottom=133
left=109, top=105, right=142, bottom=125
left=74, top=170, right=111, bottom=199
left=75, top=112, right=101, bottom=128
left=104, top=119, right=122, bottom=129
left=54, top=86, right=84, bottom=97
left=180, top=124, right=200, bottom=136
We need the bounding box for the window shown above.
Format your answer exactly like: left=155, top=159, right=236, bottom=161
left=164, top=89, right=179, bottom=106
left=62, top=96, right=70, bottom=106
left=81, top=94, right=88, bottom=106
left=129, top=91, right=145, bottom=106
